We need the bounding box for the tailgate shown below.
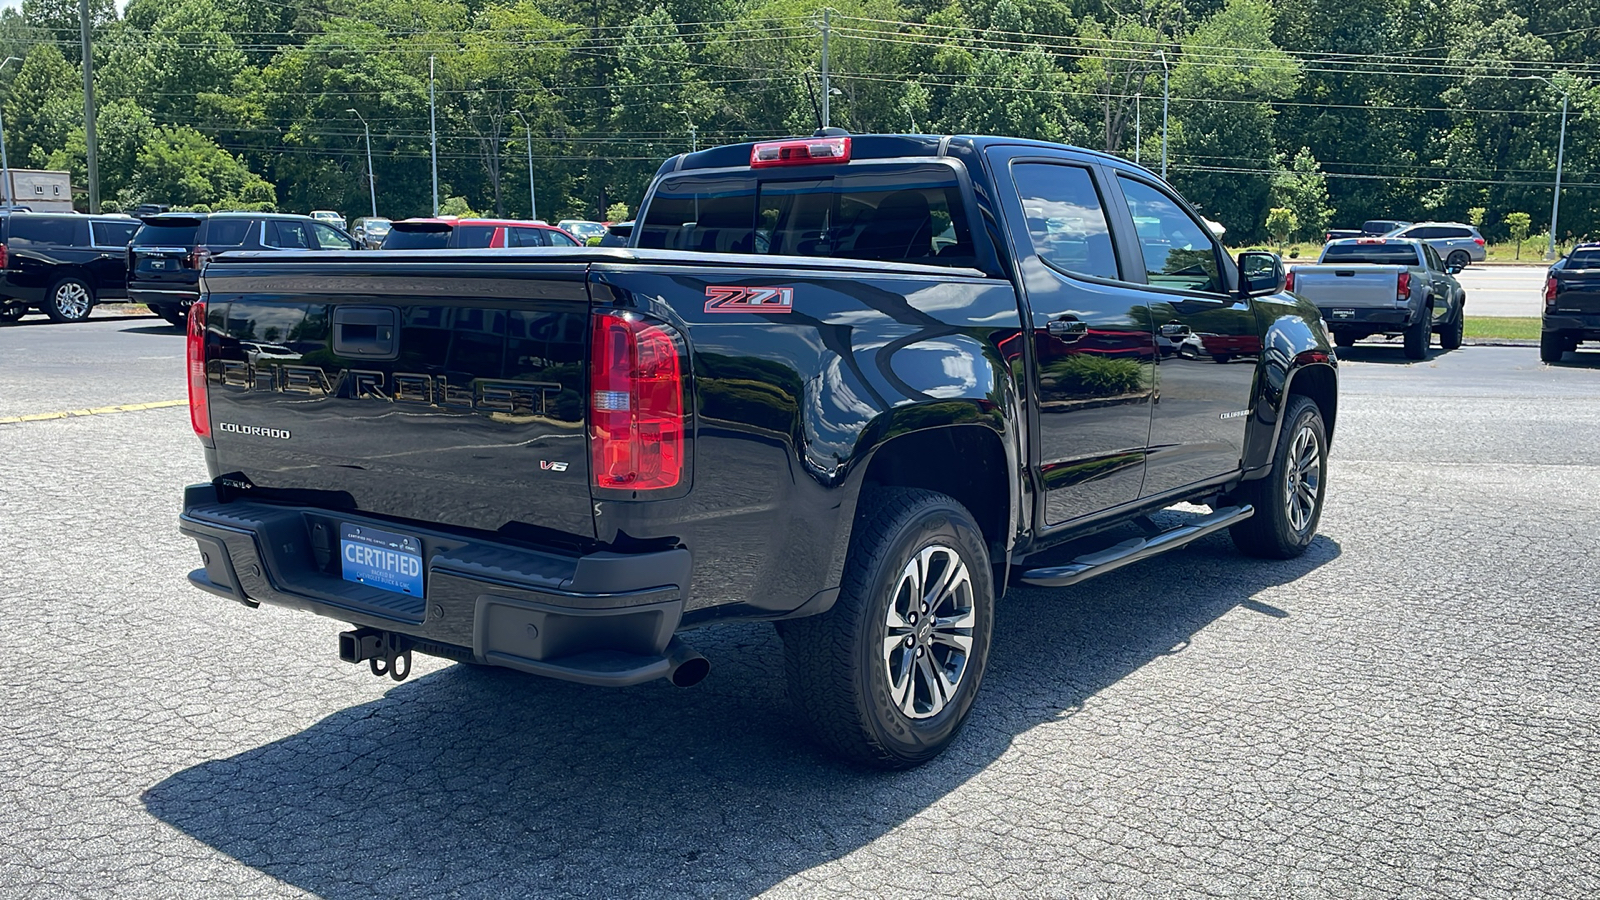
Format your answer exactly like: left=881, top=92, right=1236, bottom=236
left=1554, top=270, right=1600, bottom=314
left=131, top=246, right=195, bottom=285
left=200, top=260, right=596, bottom=541
left=1293, top=266, right=1405, bottom=309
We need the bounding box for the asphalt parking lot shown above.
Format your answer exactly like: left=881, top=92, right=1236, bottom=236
left=3, top=318, right=1598, bottom=898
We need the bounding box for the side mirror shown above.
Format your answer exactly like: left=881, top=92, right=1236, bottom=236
left=1238, top=250, right=1285, bottom=297
left=1446, top=264, right=1463, bottom=275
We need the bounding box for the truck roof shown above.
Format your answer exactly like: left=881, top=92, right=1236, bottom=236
left=658, top=132, right=1151, bottom=179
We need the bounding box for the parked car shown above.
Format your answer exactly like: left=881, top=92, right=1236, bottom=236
left=179, top=132, right=1337, bottom=769
left=0, top=211, right=139, bottom=323
left=130, top=203, right=170, bottom=218
left=378, top=217, right=583, bottom=249
left=1383, top=222, right=1487, bottom=269
left=597, top=220, right=633, bottom=247
left=557, top=219, right=606, bottom=243
left=350, top=216, right=392, bottom=249
left=1289, top=237, right=1465, bottom=358
left=1324, top=219, right=1413, bottom=243
left=128, top=212, right=360, bottom=326
left=1540, top=243, right=1600, bottom=362
left=310, top=210, right=345, bottom=227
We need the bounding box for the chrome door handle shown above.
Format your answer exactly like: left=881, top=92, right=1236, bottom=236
left=1047, top=320, right=1087, bottom=336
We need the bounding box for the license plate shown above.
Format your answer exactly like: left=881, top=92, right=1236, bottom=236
left=340, top=524, right=424, bottom=597
left=150, top=260, right=168, bottom=269
left=1331, top=309, right=1355, bottom=319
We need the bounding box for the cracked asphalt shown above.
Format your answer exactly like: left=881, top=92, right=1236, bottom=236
left=2, top=318, right=1598, bottom=898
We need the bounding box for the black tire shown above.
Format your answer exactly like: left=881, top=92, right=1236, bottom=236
left=0, top=303, right=25, bottom=323
left=1447, top=250, right=1470, bottom=269
left=43, top=277, right=94, bottom=323
left=160, top=309, right=189, bottom=328
left=1540, top=330, right=1566, bottom=363
left=777, top=488, right=994, bottom=769
left=1333, top=332, right=1355, bottom=348
left=1439, top=306, right=1465, bottom=351
left=1403, top=310, right=1429, bottom=359
left=1212, top=354, right=1232, bottom=364
left=1228, top=395, right=1328, bottom=560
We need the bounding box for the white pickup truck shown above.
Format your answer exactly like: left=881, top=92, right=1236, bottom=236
left=1289, top=238, right=1465, bottom=359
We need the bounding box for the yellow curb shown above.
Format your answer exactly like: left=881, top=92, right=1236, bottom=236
left=0, top=399, right=187, bottom=425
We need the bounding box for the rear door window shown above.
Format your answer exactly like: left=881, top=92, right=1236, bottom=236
left=637, top=164, right=974, bottom=265
left=455, top=225, right=498, bottom=249
left=547, top=229, right=580, bottom=247
left=507, top=227, right=547, bottom=247
left=90, top=220, right=138, bottom=247
left=266, top=220, right=314, bottom=249
left=1115, top=176, right=1223, bottom=294
left=310, top=222, right=351, bottom=249
left=1010, top=162, right=1118, bottom=280
left=9, top=216, right=84, bottom=248
left=204, top=219, right=253, bottom=247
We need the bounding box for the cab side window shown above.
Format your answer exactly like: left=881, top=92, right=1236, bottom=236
left=547, top=229, right=580, bottom=247
left=1115, top=176, right=1223, bottom=295
left=508, top=227, right=548, bottom=247
left=267, top=220, right=313, bottom=249
left=1012, top=162, right=1119, bottom=280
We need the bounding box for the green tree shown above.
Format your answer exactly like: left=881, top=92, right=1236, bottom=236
left=1272, top=147, right=1332, bottom=242
left=608, top=6, right=720, bottom=213
left=1266, top=207, right=1297, bottom=251
left=4, top=45, right=77, bottom=172
left=439, top=195, right=477, bottom=217
left=133, top=126, right=276, bottom=209
left=1468, top=207, right=1486, bottom=227
left=606, top=201, right=630, bottom=222
left=1505, top=211, right=1532, bottom=259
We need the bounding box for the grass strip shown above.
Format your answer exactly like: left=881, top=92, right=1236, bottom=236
left=1463, top=317, right=1541, bottom=341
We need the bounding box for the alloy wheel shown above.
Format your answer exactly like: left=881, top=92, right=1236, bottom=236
left=882, top=544, right=976, bottom=719
left=54, top=283, right=91, bottom=320
left=1283, top=424, right=1322, bottom=534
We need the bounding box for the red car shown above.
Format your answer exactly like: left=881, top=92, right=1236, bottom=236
left=379, top=217, right=583, bottom=250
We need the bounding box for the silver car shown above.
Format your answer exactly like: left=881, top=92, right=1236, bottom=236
left=1385, top=222, right=1486, bottom=268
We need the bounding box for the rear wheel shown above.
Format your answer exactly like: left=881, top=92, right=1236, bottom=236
left=1447, top=250, right=1470, bottom=269
left=160, top=308, right=188, bottom=328
left=777, top=488, right=994, bottom=769
left=1540, top=330, right=1566, bottom=363
left=1403, top=310, right=1430, bottom=360
left=1333, top=332, right=1355, bottom=348
left=0, top=303, right=25, bottom=323
left=1439, top=306, right=1465, bottom=351
left=1229, top=395, right=1328, bottom=559
left=43, top=277, right=93, bottom=323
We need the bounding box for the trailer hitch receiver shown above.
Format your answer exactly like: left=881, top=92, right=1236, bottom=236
left=338, top=627, right=413, bottom=681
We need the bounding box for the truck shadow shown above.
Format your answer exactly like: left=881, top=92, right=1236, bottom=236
left=142, top=529, right=1339, bottom=898
left=1333, top=342, right=1447, bottom=364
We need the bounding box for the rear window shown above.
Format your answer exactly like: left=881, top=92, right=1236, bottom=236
left=133, top=222, right=201, bottom=247
left=1565, top=249, right=1600, bottom=269
left=1321, top=243, right=1421, bottom=265
left=381, top=229, right=449, bottom=250
left=204, top=218, right=254, bottom=247
left=9, top=216, right=83, bottom=247
left=637, top=163, right=975, bottom=266
left=90, top=220, right=138, bottom=247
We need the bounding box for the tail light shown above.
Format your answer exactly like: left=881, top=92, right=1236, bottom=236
left=751, top=136, right=851, bottom=168
left=589, top=310, right=685, bottom=491
left=1396, top=272, right=1411, bottom=301
left=0, top=243, right=8, bottom=269
left=1474, top=237, right=1486, bottom=246
left=1284, top=270, right=1296, bottom=293
left=188, top=246, right=211, bottom=269
left=1546, top=276, right=1559, bottom=312
left=187, top=301, right=211, bottom=441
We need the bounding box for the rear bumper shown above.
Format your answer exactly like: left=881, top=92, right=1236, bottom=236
left=1319, top=307, right=1414, bottom=329
left=178, top=484, right=694, bottom=687
left=128, top=286, right=199, bottom=309
left=1544, top=314, right=1600, bottom=337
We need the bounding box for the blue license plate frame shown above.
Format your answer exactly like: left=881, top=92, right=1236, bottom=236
left=339, top=524, right=425, bottom=598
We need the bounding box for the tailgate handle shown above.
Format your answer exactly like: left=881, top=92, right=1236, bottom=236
left=1334, top=270, right=1355, bottom=277
left=333, top=306, right=398, bottom=359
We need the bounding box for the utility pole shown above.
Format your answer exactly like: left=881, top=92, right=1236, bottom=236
left=0, top=57, right=20, bottom=208
left=1158, top=49, right=1169, bottom=180
left=820, top=8, right=831, bottom=129
left=689, top=123, right=697, bottom=153
left=511, top=109, right=536, bottom=221
left=79, top=0, right=98, bottom=213
left=1527, top=75, right=1570, bottom=261
left=346, top=109, right=376, bottom=219
left=1135, top=94, right=1141, bottom=164
left=429, top=55, right=439, bottom=216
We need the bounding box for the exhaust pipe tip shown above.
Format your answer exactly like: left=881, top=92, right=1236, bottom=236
left=664, top=639, right=710, bottom=688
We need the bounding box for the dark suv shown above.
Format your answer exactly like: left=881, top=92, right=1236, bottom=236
left=0, top=212, right=140, bottom=323
left=128, top=212, right=358, bottom=326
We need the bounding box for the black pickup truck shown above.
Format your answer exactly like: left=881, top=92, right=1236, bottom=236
left=1541, top=242, right=1600, bottom=362
left=178, top=133, right=1338, bottom=768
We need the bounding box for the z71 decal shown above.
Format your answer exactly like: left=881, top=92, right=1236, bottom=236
left=704, top=285, right=795, bottom=314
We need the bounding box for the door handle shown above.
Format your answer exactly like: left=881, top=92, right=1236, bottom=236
left=1047, top=320, right=1087, bottom=337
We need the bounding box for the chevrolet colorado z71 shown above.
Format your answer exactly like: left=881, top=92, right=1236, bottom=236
left=1290, top=237, right=1465, bottom=358
left=178, top=133, right=1338, bottom=768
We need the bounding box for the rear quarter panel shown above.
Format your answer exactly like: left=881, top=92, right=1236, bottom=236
left=589, top=261, right=1024, bottom=619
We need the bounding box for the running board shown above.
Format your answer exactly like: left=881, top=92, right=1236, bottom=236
left=1019, top=505, right=1254, bottom=588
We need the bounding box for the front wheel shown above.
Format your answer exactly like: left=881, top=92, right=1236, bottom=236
left=1439, top=307, right=1465, bottom=351
left=44, top=278, right=94, bottom=323
left=1540, top=330, right=1567, bottom=363
left=777, top=488, right=994, bottom=769
left=1333, top=332, right=1356, bottom=348
left=1228, top=395, right=1328, bottom=559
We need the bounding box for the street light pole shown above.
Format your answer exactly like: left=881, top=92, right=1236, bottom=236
left=345, top=109, right=376, bottom=220
left=0, top=57, right=21, bottom=208
left=429, top=55, right=439, bottom=216
left=79, top=0, right=98, bottom=212
left=511, top=109, right=535, bottom=221
left=1158, top=49, right=1170, bottom=180
left=1527, top=75, right=1570, bottom=261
